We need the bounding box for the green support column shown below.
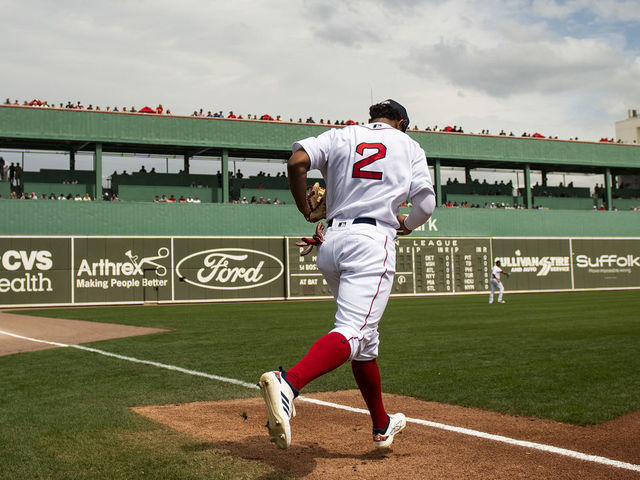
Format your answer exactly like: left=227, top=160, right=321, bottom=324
left=70, top=149, right=76, bottom=171
left=93, top=143, right=102, bottom=200
left=221, top=149, right=229, bottom=204
left=605, top=167, right=612, bottom=211
left=434, top=158, right=442, bottom=206
left=524, top=164, right=532, bottom=209
left=183, top=154, right=190, bottom=174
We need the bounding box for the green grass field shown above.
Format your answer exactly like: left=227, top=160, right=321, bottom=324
left=1, top=291, right=639, bottom=479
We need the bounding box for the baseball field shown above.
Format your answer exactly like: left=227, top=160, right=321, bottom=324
left=1, top=290, right=639, bottom=479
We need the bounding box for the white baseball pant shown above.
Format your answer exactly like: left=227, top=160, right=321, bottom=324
left=489, top=278, right=504, bottom=303
left=316, top=219, right=396, bottom=362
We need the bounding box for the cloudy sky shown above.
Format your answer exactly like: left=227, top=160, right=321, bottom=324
left=2, top=0, right=639, bottom=180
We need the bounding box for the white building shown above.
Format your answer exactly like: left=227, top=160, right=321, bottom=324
left=615, top=110, right=640, bottom=189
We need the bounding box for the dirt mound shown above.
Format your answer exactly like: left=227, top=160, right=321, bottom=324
left=134, top=390, right=640, bottom=480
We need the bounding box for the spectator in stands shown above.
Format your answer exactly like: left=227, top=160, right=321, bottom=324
left=14, top=163, right=22, bottom=187
left=74, top=194, right=82, bottom=201
left=156, top=104, right=163, bottom=114
left=150, top=167, right=156, bottom=173
left=193, top=196, right=201, bottom=204
left=250, top=196, right=257, bottom=204
left=159, top=194, right=167, bottom=202
left=228, top=111, right=237, bottom=118
left=9, top=163, right=15, bottom=185
left=0, top=157, right=5, bottom=181
left=178, top=195, right=186, bottom=203
left=167, top=195, right=176, bottom=203
left=82, top=193, right=91, bottom=201
left=139, top=166, right=147, bottom=173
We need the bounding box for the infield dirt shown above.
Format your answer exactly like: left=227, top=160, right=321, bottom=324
left=134, top=391, right=640, bottom=480
left=0, top=312, right=167, bottom=356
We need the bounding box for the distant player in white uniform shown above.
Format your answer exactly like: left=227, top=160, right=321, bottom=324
left=258, top=100, right=436, bottom=450
left=489, top=260, right=507, bottom=303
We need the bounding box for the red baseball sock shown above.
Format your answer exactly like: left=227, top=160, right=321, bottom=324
left=352, top=359, right=388, bottom=431
left=285, top=332, right=351, bottom=391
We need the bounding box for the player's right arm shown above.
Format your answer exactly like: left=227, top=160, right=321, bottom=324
left=287, top=149, right=312, bottom=219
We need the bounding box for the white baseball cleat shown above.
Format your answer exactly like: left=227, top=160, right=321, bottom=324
left=258, top=370, right=296, bottom=449
left=498, top=300, right=506, bottom=303
left=373, top=413, right=407, bottom=449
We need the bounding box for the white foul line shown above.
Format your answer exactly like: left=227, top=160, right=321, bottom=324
left=1, top=328, right=639, bottom=474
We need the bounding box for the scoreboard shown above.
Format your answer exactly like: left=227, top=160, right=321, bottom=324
left=287, top=237, right=492, bottom=298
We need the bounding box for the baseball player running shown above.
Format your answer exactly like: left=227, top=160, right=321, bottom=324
left=489, top=260, right=508, bottom=304
left=258, top=100, right=436, bottom=450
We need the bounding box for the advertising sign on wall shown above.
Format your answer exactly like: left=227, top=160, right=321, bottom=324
left=73, top=237, right=172, bottom=304
left=0, top=237, right=71, bottom=306
left=173, top=237, right=286, bottom=301
left=572, top=238, right=640, bottom=289
left=491, top=238, right=572, bottom=291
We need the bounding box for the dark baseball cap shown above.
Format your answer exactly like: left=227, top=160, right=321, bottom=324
left=382, top=99, right=410, bottom=132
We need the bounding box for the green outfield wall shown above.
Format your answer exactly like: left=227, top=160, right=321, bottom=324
left=0, top=233, right=638, bottom=307
left=1, top=203, right=638, bottom=307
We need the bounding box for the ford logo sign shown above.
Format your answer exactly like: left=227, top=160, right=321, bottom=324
left=175, top=248, right=284, bottom=290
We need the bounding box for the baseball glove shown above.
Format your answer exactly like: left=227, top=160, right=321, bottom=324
left=296, top=222, right=325, bottom=256
left=306, top=182, right=326, bottom=222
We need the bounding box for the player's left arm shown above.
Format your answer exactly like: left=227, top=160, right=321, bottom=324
left=288, top=149, right=312, bottom=219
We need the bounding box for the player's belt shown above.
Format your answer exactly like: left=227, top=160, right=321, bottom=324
left=327, top=217, right=376, bottom=227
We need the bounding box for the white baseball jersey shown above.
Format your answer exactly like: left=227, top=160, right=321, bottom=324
left=492, top=265, right=504, bottom=281
left=293, top=123, right=434, bottom=228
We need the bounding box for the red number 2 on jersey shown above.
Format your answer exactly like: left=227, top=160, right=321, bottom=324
left=352, top=142, right=386, bottom=180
